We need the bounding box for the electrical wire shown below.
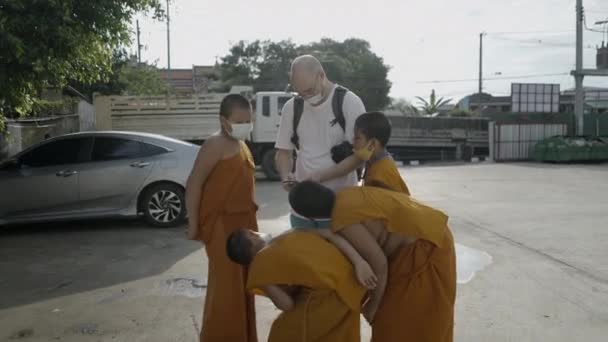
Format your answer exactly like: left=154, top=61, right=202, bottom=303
left=416, top=73, right=570, bottom=84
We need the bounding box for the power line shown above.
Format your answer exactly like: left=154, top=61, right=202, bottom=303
left=416, top=72, right=569, bottom=84
left=486, top=30, right=574, bottom=36
left=487, top=35, right=597, bottom=49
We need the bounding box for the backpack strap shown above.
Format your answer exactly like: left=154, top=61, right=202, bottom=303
left=331, top=86, right=348, bottom=132
left=290, top=97, right=304, bottom=174
left=291, top=97, right=304, bottom=150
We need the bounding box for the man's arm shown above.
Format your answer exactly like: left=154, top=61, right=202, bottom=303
left=274, top=100, right=296, bottom=188
left=275, top=148, right=294, bottom=182
left=338, top=224, right=388, bottom=323
left=262, top=285, right=295, bottom=311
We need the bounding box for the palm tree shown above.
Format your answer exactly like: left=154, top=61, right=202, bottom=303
left=415, top=89, right=452, bottom=115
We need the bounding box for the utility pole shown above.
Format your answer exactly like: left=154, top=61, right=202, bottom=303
left=478, top=32, right=485, bottom=112
left=574, top=0, right=585, bottom=136
left=479, top=32, right=484, bottom=95
left=166, top=0, right=171, bottom=80
left=136, top=20, right=142, bottom=64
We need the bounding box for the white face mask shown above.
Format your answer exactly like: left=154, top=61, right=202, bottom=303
left=304, top=92, right=324, bottom=106
left=228, top=122, right=252, bottom=141
left=302, top=76, right=324, bottom=106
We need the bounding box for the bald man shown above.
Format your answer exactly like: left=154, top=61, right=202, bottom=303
left=275, top=55, right=366, bottom=228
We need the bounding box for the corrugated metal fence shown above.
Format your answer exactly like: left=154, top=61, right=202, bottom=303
left=490, top=122, right=569, bottom=161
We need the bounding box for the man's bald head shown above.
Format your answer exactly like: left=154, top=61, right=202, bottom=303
left=291, top=55, right=325, bottom=76
left=290, top=55, right=329, bottom=101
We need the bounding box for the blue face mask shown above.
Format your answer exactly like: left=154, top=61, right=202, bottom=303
left=309, top=218, right=332, bottom=230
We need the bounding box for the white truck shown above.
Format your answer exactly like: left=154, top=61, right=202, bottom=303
left=94, top=90, right=293, bottom=180
left=93, top=90, right=489, bottom=180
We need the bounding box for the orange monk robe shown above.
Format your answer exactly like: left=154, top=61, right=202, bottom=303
left=195, top=141, right=258, bottom=342
left=247, top=232, right=366, bottom=342
left=332, top=186, right=457, bottom=342
left=363, top=157, right=410, bottom=194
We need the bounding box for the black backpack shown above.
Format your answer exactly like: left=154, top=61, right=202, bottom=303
left=290, top=85, right=348, bottom=150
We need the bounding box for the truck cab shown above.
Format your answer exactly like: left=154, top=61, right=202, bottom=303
left=250, top=92, right=294, bottom=180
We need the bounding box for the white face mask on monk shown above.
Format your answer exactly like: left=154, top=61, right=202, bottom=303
left=228, top=122, right=252, bottom=141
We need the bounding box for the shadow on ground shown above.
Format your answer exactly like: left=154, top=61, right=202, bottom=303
left=0, top=219, right=199, bottom=310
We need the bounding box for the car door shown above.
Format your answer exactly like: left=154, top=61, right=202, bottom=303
left=76, top=136, right=158, bottom=213
left=0, top=137, right=92, bottom=220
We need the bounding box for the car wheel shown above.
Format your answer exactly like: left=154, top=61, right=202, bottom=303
left=262, top=148, right=280, bottom=181
left=141, top=183, right=186, bottom=227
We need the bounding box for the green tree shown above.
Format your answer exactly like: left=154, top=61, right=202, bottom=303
left=299, top=38, right=392, bottom=111
left=72, top=50, right=168, bottom=97
left=415, top=89, right=452, bottom=115
left=216, top=38, right=392, bottom=110
left=0, top=0, right=163, bottom=127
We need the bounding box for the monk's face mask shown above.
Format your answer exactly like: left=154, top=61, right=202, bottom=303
left=353, top=140, right=376, bottom=162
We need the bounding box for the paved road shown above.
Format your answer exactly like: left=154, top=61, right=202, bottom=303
left=1, top=163, right=607, bottom=341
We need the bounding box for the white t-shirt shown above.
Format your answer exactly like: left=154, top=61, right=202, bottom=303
left=275, top=85, right=366, bottom=192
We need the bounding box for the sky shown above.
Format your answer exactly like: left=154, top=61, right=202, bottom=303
left=134, top=0, right=608, bottom=102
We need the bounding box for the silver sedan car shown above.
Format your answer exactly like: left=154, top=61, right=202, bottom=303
left=0, top=131, right=199, bottom=227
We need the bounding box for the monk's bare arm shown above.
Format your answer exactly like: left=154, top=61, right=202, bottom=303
left=314, top=154, right=364, bottom=183
left=338, top=224, right=388, bottom=322
left=300, top=229, right=377, bottom=289
left=185, top=138, right=222, bottom=240
left=262, top=285, right=295, bottom=311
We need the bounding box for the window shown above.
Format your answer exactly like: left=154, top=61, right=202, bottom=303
left=140, top=142, right=169, bottom=157
left=20, top=138, right=91, bottom=168
left=278, top=96, right=291, bottom=116
left=262, top=96, right=270, bottom=117
left=92, top=137, right=144, bottom=161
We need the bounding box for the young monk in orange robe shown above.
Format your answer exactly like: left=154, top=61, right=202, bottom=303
left=226, top=229, right=366, bottom=342
left=312, top=111, right=411, bottom=194
left=186, top=94, right=258, bottom=342
left=290, top=182, right=456, bottom=342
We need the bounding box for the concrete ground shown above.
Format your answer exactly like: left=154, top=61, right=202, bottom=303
left=1, top=162, right=607, bottom=341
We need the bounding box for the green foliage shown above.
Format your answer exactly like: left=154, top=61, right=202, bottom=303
left=73, top=50, right=168, bottom=97
left=216, top=38, right=392, bottom=111
left=30, top=98, right=79, bottom=117
left=0, top=0, right=164, bottom=123
left=415, top=89, right=452, bottom=115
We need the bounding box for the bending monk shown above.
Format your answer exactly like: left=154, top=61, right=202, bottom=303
left=290, top=181, right=457, bottom=342
left=226, top=229, right=367, bottom=342
left=185, top=94, right=258, bottom=341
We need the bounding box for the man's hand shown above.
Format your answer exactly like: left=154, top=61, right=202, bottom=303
left=281, top=173, right=298, bottom=192
left=354, top=260, right=378, bottom=290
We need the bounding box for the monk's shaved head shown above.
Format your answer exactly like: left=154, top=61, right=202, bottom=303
left=291, top=55, right=325, bottom=76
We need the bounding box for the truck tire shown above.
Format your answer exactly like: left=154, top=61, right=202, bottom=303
left=262, top=148, right=281, bottom=181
